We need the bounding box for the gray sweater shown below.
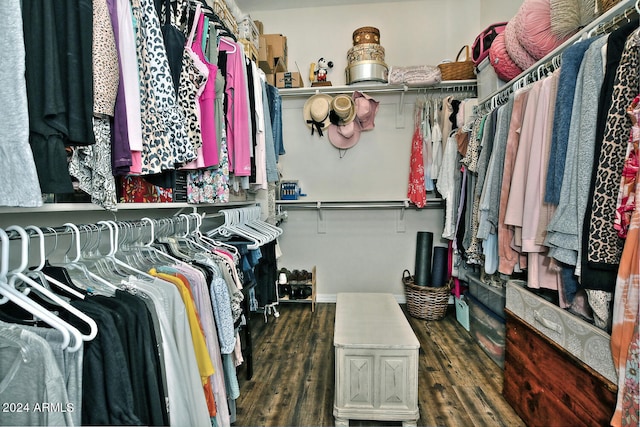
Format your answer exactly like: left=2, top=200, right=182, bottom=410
left=546, top=36, right=608, bottom=271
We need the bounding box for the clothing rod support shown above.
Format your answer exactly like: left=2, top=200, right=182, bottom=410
left=278, top=199, right=442, bottom=210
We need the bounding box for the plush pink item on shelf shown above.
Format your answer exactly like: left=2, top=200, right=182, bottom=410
left=504, top=15, right=538, bottom=71
left=489, top=32, right=523, bottom=82
left=515, top=0, right=570, bottom=60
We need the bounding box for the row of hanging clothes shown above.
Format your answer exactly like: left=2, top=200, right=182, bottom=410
left=0, top=207, right=281, bottom=426
left=407, top=91, right=478, bottom=209
left=442, top=10, right=639, bottom=426
left=1, top=0, right=284, bottom=211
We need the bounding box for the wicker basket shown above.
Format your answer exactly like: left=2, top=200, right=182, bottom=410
left=402, top=270, right=450, bottom=320
left=601, top=0, right=622, bottom=12
left=438, top=46, right=476, bottom=81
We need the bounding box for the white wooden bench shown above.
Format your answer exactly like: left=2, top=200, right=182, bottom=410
left=333, top=293, right=420, bottom=427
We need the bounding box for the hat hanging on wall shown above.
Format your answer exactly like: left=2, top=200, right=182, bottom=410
left=330, top=94, right=357, bottom=126
left=353, top=91, right=380, bottom=131
left=303, top=93, right=333, bottom=136
left=328, top=120, right=362, bottom=150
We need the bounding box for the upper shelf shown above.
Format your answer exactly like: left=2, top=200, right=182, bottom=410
left=476, top=0, right=638, bottom=109
left=278, top=80, right=478, bottom=97
left=0, top=201, right=256, bottom=215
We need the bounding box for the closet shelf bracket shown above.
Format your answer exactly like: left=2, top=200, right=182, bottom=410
left=396, top=200, right=409, bottom=232
left=396, top=85, right=409, bottom=128
left=316, top=202, right=326, bottom=234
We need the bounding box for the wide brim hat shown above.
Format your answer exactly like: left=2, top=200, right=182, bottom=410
left=353, top=91, right=380, bottom=131
left=330, top=94, right=357, bottom=126
left=328, top=120, right=362, bottom=150
left=303, top=93, right=333, bottom=136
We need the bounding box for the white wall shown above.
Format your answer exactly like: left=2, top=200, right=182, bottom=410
left=481, top=0, right=523, bottom=26
left=277, top=207, right=446, bottom=302
left=276, top=89, right=460, bottom=301
left=249, top=0, right=522, bottom=301
left=250, top=0, right=523, bottom=87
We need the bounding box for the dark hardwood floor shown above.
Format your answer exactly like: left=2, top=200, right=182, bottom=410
left=235, top=302, right=525, bottom=427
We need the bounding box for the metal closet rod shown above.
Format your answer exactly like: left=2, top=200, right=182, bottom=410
left=277, top=199, right=444, bottom=209
left=476, top=0, right=638, bottom=114
left=278, top=81, right=478, bottom=97
left=2, top=213, right=224, bottom=240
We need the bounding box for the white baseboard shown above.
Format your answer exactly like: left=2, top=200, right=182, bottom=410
left=316, top=293, right=407, bottom=304
left=316, top=294, right=454, bottom=305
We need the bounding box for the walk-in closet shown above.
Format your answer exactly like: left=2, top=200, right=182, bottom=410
left=0, top=0, right=638, bottom=426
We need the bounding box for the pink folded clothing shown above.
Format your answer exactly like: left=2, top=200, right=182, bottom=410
left=388, top=65, right=442, bottom=86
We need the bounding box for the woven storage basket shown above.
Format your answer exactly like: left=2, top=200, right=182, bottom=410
left=402, top=270, right=450, bottom=321
left=438, top=46, right=476, bottom=80
left=601, top=0, right=622, bottom=12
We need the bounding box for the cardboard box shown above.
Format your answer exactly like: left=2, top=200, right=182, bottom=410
left=259, top=36, right=269, bottom=61
left=276, top=71, right=303, bottom=89
left=262, top=34, right=287, bottom=70
left=254, top=20, right=264, bottom=34
left=258, top=36, right=274, bottom=73
left=274, top=57, right=287, bottom=73
left=265, top=73, right=275, bottom=86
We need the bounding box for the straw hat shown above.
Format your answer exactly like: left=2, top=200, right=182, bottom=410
left=330, top=94, right=357, bottom=126
left=303, top=93, right=333, bottom=136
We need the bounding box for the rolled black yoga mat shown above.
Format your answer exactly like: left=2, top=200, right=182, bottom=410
left=414, top=231, right=433, bottom=286
left=431, top=246, right=448, bottom=287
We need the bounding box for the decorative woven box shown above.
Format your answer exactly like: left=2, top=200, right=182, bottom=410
left=347, top=43, right=385, bottom=65
left=352, top=26, right=380, bottom=45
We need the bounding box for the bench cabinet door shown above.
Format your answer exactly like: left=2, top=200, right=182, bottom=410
left=336, top=348, right=418, bottom=411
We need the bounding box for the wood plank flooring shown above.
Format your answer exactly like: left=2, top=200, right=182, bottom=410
left=235, top=302, right=525, bottom=427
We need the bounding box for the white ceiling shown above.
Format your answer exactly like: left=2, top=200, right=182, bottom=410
left=235, top=0, right=408, bottom=12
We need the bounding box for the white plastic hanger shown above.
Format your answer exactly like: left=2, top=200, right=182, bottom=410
left=101, top=220, right=157, bottom=281
left=0, top=228, right=12, bottom=303
left=0, top=228, right=82, bottom=351
left=0, top=275, right=73, bottom=350
left=236, top=208, right=278, bottom=244
left=189, top=212, right=240, bottom=259
left=124, top=218, right=187, bottom=268
left=246, top=206, right=282, bottom=240
left=174, top=214, right=228, bottom=257
left=219, top=36, right=236, bottom=53
left=23, top=225, right=85, bottom=300
left=5, top=225, right=97, bottom=344
left=218, top=209, right=262, bottom=249
left=60, top=222, right=120, bottom=294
